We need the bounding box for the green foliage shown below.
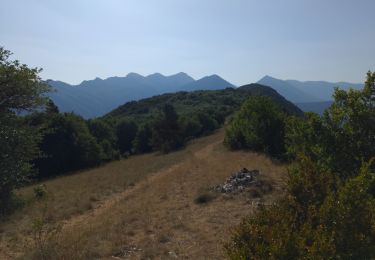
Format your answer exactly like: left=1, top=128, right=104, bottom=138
left=0, top=47, right=50, bottom=113
left=87, top=119, right=119, bottom=161
left=132, top=124, right=153, bottom=154
left=151, top=104, right=183, bottom=153
left=286, top=71, right=375, bottom=178
left=0, top=47, right=49, bottom=214
left=227, top=72, right=375, bottom=259
left=225, top=96, right=286, bottom=158
left=34, top=185, right=47, bottom=199
left=32, top=112, right=102, bottom=178
left=116, top=120, right=138, bottom=154
left=226, top=161, right=375, bottom=260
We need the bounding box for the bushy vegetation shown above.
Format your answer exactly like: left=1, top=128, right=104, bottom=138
left=224, top=96, right=287, bottom=158
left=29, top=109, right=103, bottom=178
left=226, top=72, right=375, bottom=259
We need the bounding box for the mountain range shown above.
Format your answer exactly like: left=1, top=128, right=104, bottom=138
left=47, top=72, right=363, bottom=118
left=47, top=73, right=234, bottom=118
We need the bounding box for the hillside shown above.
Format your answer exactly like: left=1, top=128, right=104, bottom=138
left=106, top=83, right=303, bottom=122
left=0, top=129, right=286, bottom=259
left=47, top=72, right=234, bottom=118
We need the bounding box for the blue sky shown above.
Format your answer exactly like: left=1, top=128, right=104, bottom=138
left=1, top=0, right=374, bottom=85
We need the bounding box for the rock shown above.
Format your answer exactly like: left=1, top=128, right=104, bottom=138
left=216, top=168, right=260, bottom=193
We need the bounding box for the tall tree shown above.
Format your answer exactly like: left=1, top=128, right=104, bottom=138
left=151, top=104, right=183, bottom=153
left=116, top=120, right=138, bottom=154
left=0, top=47, right=49, bottom=214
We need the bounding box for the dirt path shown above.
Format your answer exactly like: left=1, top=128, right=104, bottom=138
left=61, top=163, right=183, bottom=231
left=57, top=137, right=285, bottom=259
left=1, top=131, right=286, bottom=259
left=62, top=138, right=223, bottom=232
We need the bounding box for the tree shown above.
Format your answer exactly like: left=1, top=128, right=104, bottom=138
left=33, top=113, right=102, bottom=178
left=286, top=71, right=375, bottom=178
left=0, top=47, right=49, bottom=214
left=116, top=120, right=138, bottom=154
left=224, top=96, right=286, bottom=158
left=151, top=104, right=183, bottom=153
left=132, top=124, right=153, bottom=154
left=87, top=118, right=119, bottom=161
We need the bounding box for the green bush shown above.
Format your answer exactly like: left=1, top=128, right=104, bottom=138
left=33, top=185, right=47, bottom=199
left=224, top=96, right=286, bottom=158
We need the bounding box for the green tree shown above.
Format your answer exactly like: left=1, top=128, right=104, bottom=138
left=224, top=96, right=286, bottom=157
left=151, top=104, right=183, bottom=153
left=286, top=71, right=375, bottom=178
left=87, top=119, right=119, bottom=161
left=132, top=124, right=153, bottom=154
left=0, top=47, right=49, bottom=214
left=33, top=113, right=102, bottom=178
left=116, top=120, right=138, bottom=154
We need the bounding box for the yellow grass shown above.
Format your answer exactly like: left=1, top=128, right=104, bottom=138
left=0, top=129, right=287, bottom=259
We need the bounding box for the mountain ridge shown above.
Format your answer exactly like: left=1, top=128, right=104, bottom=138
left=47, top=72, right=234, bottom=118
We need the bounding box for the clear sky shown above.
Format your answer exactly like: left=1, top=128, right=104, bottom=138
left=1, top=0, right=374, bottom=85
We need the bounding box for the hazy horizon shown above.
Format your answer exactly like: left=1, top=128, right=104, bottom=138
left=1, top=0, right=374, bottom=85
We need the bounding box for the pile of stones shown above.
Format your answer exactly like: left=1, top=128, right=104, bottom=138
left=215, top=168, right=259, bottom=193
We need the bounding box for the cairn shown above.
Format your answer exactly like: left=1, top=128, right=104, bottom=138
left=216, top=168, right=259, bottom=193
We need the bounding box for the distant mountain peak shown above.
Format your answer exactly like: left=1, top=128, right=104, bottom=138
left=147, top=72, right=164, bottom=78
left=175, top=72, right=189, bottom=76
left=260, top=75, right=278, bottom=81
left=126, top=72, right=144, bottom=78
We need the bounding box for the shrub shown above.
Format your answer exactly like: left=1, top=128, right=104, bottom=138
left=194, top=192, right=216, bottom=204
left=224, top=96, right=286, bottom=158
left=34, top=185, right=47, bottom=199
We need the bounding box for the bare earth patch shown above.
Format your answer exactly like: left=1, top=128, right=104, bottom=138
left=0, top=129, right=286, bottom=259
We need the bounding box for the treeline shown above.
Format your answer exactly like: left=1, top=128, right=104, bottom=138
left=25, top=101, right=226, bottom=179
left=225, top=72, right=375, bottom=259
left=27, top=81, right=302, bottom=180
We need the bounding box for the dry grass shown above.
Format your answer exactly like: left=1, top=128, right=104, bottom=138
left=0, top=129, right=287, bottom=259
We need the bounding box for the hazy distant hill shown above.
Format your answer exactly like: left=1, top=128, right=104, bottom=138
left=296, top=101, right=333, bottom=115
left=257, top=75, right=320, bottom=103
left=178, top=74, right=233, bottom=91
left=257, top=75, right=363, bottom=114
left=285, top=79, right=363, bottom=101
left=47, top=73, right=233, bottom=118
left=257, top=75, right=363, bottom=103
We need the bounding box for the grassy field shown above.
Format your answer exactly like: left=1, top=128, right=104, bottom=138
left=0, top=129, right=287, bottom=259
